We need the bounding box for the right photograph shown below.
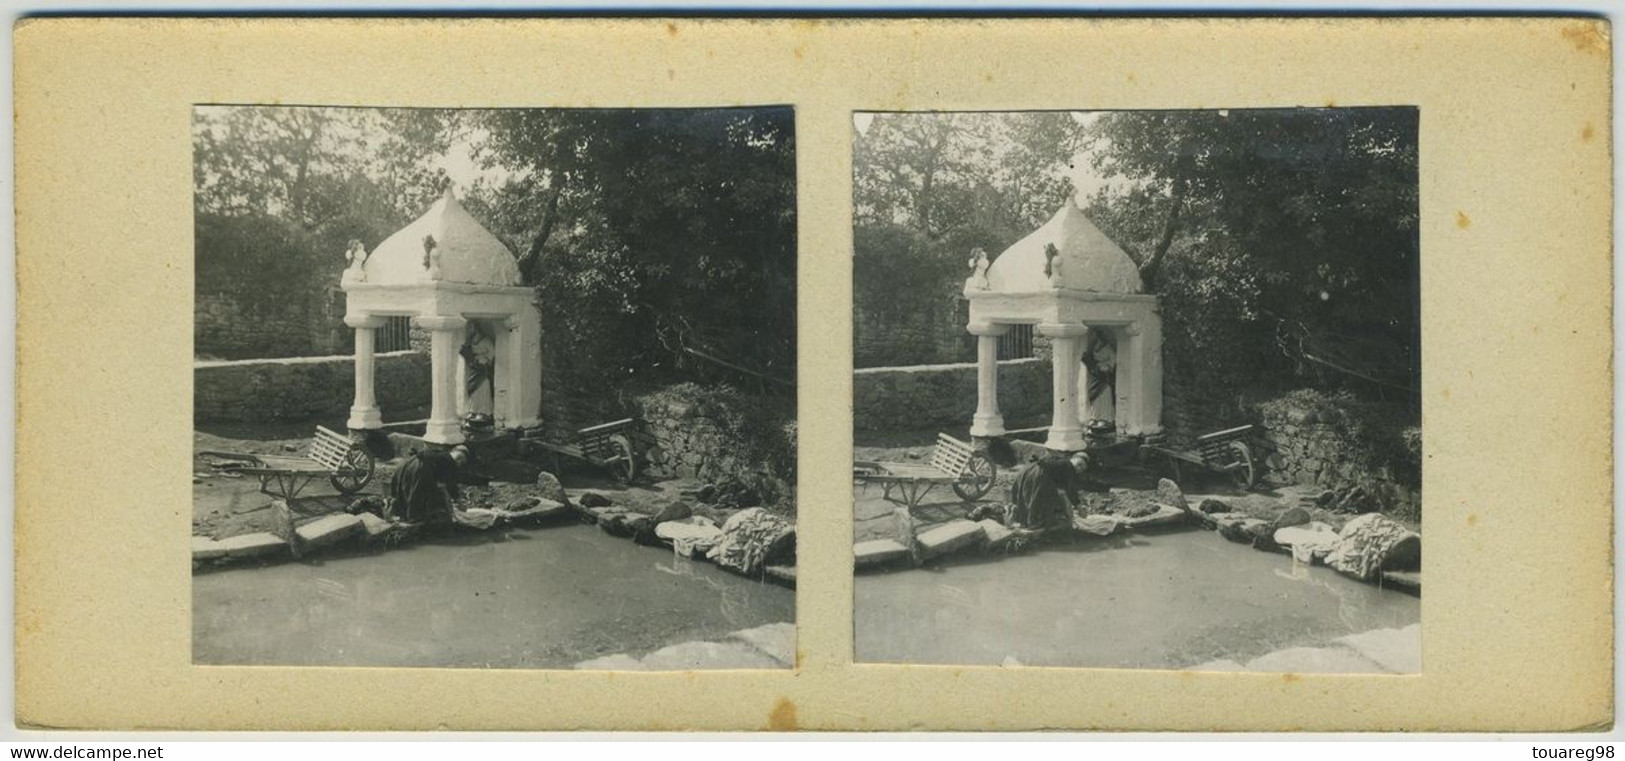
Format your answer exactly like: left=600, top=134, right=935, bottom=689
left=851, top=108, right=1422, bottom=672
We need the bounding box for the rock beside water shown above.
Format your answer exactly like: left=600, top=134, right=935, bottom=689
left=915, top=519, right=983, bottom=559
left=1155, top=478, right=1189, bottom=511
left=534, top=472, right=569, bottom=505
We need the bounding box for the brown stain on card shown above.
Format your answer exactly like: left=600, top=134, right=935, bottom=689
left=665, top=22, right=679, bottom=37
left=1467, top=513, right=1478, bottom=527
left=1561, top=22, right=1609, bottom=57
left=1455, top=210, right=1471, bottom=229
left=1582, top=123, right=1596, bottom=142
left=767, top=697, right=798, bottom=731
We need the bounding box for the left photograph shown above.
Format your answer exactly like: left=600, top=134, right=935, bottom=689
left=191, top=105, right=798, bottom=670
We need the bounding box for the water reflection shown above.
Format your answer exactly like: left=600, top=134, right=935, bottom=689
left=855, top=529, right=1418, bottom=670
left=194, top=523, right=795, bottom=669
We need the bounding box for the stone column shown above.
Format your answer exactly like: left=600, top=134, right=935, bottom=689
left=1135, top=311, right=1165, bottom=435
left=1110, top=325, right=1133, bottom=433
left=507, top=305, right=544, bottom=429
left=417, top=314, right=467, bottom=445
left=1038, top=323, right=1089, bottom=451
left=1076, top=327, right=1092, bottom=427
left=967, top=322, right=1009, bottom=437
left=492, top=317, right=515, bottom=428
left=345, top=313, right=386, bottom=431
left=455, top=350, right=470, bottom=417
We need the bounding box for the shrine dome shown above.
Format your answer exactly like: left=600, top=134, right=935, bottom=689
left=986, top=196, right=1144, bottom=295
left=363, top=187, right=522, bottom=287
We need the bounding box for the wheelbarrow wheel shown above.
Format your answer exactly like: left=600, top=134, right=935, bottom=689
left=608, top=434, right=638, bottom=484
left=1227, top=441, right=1257, bottom=491
left=953, top=452, right=997, bottom=502
left=330, top=448, right=375, bottom=495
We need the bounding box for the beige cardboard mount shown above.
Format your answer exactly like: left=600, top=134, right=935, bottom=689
left=14, top=17, right=1613, bottom=732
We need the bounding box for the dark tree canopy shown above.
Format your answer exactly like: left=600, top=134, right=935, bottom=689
left=1083, top=108, right=1420, bottom=397
left=464, top=107, right=797, bottom=389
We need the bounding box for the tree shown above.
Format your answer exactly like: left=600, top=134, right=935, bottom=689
left=852, top=112, right=1088, bottom=366
left=1083, top=107, right=1421, bottom=396
left=467, top=108, right=798, bottom=389
left=853, top=112, right=1083, bottom=244
left=193, top=106, right=455, bottom=231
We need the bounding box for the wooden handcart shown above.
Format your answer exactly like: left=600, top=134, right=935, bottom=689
left=199, top=425, right=376, bottom=501
left=853, top=433, right=997, bottom=513
left=1142, top=424, right=1261, bottom=490
left=520, top=418, right=662, bottom=483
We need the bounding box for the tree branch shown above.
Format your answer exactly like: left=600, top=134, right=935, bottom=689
left=518, top=172, right=565, bottom=286
left=1138, top=173, right=1187, bottom=288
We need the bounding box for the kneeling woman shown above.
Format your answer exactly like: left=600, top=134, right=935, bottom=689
left=388, top=445, right=470, bottom=524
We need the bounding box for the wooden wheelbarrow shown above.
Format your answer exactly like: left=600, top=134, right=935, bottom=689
left=1141, top=424, right=1262, bottom=491
left=853, top=433, right=998, bottom=513
left=519, top=418, right=663, bottom=483
left=199, top=425, right=376, bottom=501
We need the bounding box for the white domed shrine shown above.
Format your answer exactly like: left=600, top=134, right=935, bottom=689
left=962, top=196, right=1164, bottom=450
left=340, top=187, right=542, bottom=444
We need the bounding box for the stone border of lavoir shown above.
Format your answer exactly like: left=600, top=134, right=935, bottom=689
left=854, top=478, right=1421, bottom=596
left=193, top=488, right=798, bottom=587
left=573, top=622, right=795, bottom=670
left=1193, top=623, right=1421, bottom=674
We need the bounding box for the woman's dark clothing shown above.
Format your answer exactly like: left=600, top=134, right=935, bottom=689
left=1007, top=455, right=1109, bottom=530
left=389, top=450, right=462, bottom=523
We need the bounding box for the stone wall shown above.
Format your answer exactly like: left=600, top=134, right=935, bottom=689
left=1258, top=394, right=1422, bottom=519
left=634, top=384, right=796, bottom=499
left=194, top=351, right=432, bottom=424
left=854, top=358, right=1050, bottom=435
left=1159, top=353, right=1246, bottom=448
left=854, top=292, right=971, bottom=368
left=194, top=288, right=350, bottom=361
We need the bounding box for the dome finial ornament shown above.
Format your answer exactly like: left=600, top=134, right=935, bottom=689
left=423, top=235, right=444, bottom=281
left=965, top=248, right=991, bottom=292
left=341, top=239, right=369, bottom=285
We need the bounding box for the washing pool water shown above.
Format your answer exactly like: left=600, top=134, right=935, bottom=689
left=855, top=527, right=1419, bottom=670
left=194, top=522, right=795, bottom=669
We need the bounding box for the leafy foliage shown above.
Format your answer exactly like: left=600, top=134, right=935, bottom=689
left=852, top=112, right=1083, bottom=365
left=1083, top=108, right=1420, bottom=401
left=464, top=108, right=797, bottom=389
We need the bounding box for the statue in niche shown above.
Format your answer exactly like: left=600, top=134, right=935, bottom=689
left=341, top=239, right=369, bottom=284
left=459, top=319, right=497, bottom=416
left=422, top=234, right=443, bottom=281
left=965, top=248, right=991, bottom=291
left=1081, top=329, right=1117, bottom=429
left=1043, top=242, right=1065, bottom=288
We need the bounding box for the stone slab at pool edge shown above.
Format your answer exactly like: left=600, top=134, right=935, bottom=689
left=574, top=622, right=795, bottom=670
left=1192, top=624, right=1420, bottom=675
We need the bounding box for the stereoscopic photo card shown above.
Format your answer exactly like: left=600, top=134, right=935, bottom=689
left=14, top=17, right=1613, bottom=732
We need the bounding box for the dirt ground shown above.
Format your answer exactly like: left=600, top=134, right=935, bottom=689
left=854, top=431, right=1413, bottom=532
left=194, top=424, right=760, bottom=540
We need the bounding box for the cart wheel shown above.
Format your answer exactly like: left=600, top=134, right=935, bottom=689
left=1228, top=441, right=1257, bottom=491
left=608, top=434, right=638, bottom=483
left=330, top=448, right=375, bottom=494
left=953, top=452, right=997, bottom=502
